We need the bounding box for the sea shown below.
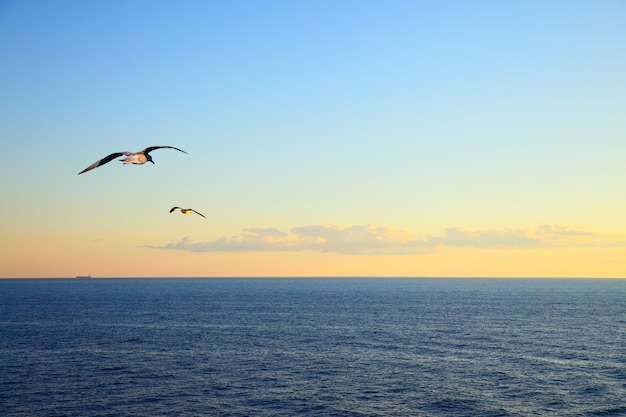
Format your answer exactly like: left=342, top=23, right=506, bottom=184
left=0, top=278, right=624, bottom=417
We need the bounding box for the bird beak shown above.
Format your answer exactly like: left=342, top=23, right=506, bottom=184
left=149, top=160, right=155, bottom=164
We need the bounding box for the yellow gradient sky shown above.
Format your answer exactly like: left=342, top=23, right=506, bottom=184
left=1, top=1, right=625, bottom=278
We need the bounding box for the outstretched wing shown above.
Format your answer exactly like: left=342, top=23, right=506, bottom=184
left=78, top=152, right=126, bottom=175
left=142, top=146, right=188, bottom=155
left=191, top=209, right=206, bottom=218
left=169, top=207, right=181, bottom=213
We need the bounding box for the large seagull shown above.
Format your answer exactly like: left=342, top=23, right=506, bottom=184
left=78, top=146, right=188, bottom=174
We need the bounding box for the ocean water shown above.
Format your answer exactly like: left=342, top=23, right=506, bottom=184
left=0, top=278, right=625, bottom=417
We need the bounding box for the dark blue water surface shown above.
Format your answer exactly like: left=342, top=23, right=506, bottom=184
left=1, top=278, right=625, bottom=416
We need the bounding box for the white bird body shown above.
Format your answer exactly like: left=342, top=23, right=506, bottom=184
left=119, top=152, right=148, bottom=165
left=78, top=146, right=187, bottom=174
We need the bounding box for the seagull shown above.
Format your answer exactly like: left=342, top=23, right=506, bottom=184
left=78, top=146, right=188, bottom=174
left=169, top=207, right=206, bottom=218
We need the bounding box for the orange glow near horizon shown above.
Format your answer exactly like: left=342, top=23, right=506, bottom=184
left=2, top=242, right=625, bottom=278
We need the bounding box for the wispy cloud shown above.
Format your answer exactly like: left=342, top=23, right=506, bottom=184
left=141, top=223, right=626, bottom=254
left=291, top=225, right=430, bottom=254
left=142, top=225, right=430, bottom=255
left=148, top=228, right=291, bottom=253
left=430, top=224, right=625, bottom=249
left=428, top=226, right=540, bottom=248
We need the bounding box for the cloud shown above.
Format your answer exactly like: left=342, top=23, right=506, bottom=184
left=429, top=226, right=540, bottom=248
left=427, top=223, right=626, bottom=249
left=536, top=223, right=596, bottom=237
left=291, top=224, right=430, bottom=254
left=141, top=223, right=626, bottom=254
left=141, top=225, right=430, bottom=255
left=146, top=228, right=291, bottom=252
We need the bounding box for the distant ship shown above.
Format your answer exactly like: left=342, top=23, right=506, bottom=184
left=75, top=275, right=92, bottom=279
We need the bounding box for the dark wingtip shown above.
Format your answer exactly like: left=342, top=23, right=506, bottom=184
left=173, top=147, right=188, bottom=154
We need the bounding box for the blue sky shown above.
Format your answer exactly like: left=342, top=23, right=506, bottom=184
left=1, top=0, right=625, bottom=277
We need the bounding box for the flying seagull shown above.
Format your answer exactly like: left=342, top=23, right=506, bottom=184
left=78, top=146, right=188, bottom=174
left=169, top=207, right=206, bottom=218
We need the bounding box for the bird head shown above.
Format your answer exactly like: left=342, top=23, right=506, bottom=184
left=146, top=154, right=155, bottom=164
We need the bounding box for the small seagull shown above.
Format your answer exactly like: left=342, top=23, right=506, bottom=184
left=169, top=207, right=206, bottom=218
left=78, top=146, right=188, bottom=174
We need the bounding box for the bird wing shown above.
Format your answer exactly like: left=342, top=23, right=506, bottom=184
left=78, top=152, right=126, bottom=174
left=142, top=146, right=188, bottom=155
left=191, top=209, right=206, bottom=218
left=169, top=207, right=181, bottom=213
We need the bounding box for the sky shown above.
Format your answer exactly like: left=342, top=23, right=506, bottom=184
left=1, top=0, right=625, bottom=278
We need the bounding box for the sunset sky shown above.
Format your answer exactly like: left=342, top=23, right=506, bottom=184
left=1, top=0, right=625, bottom=278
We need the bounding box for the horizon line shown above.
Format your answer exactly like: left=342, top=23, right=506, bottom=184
left=1, top=276, right=625, bottom=280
